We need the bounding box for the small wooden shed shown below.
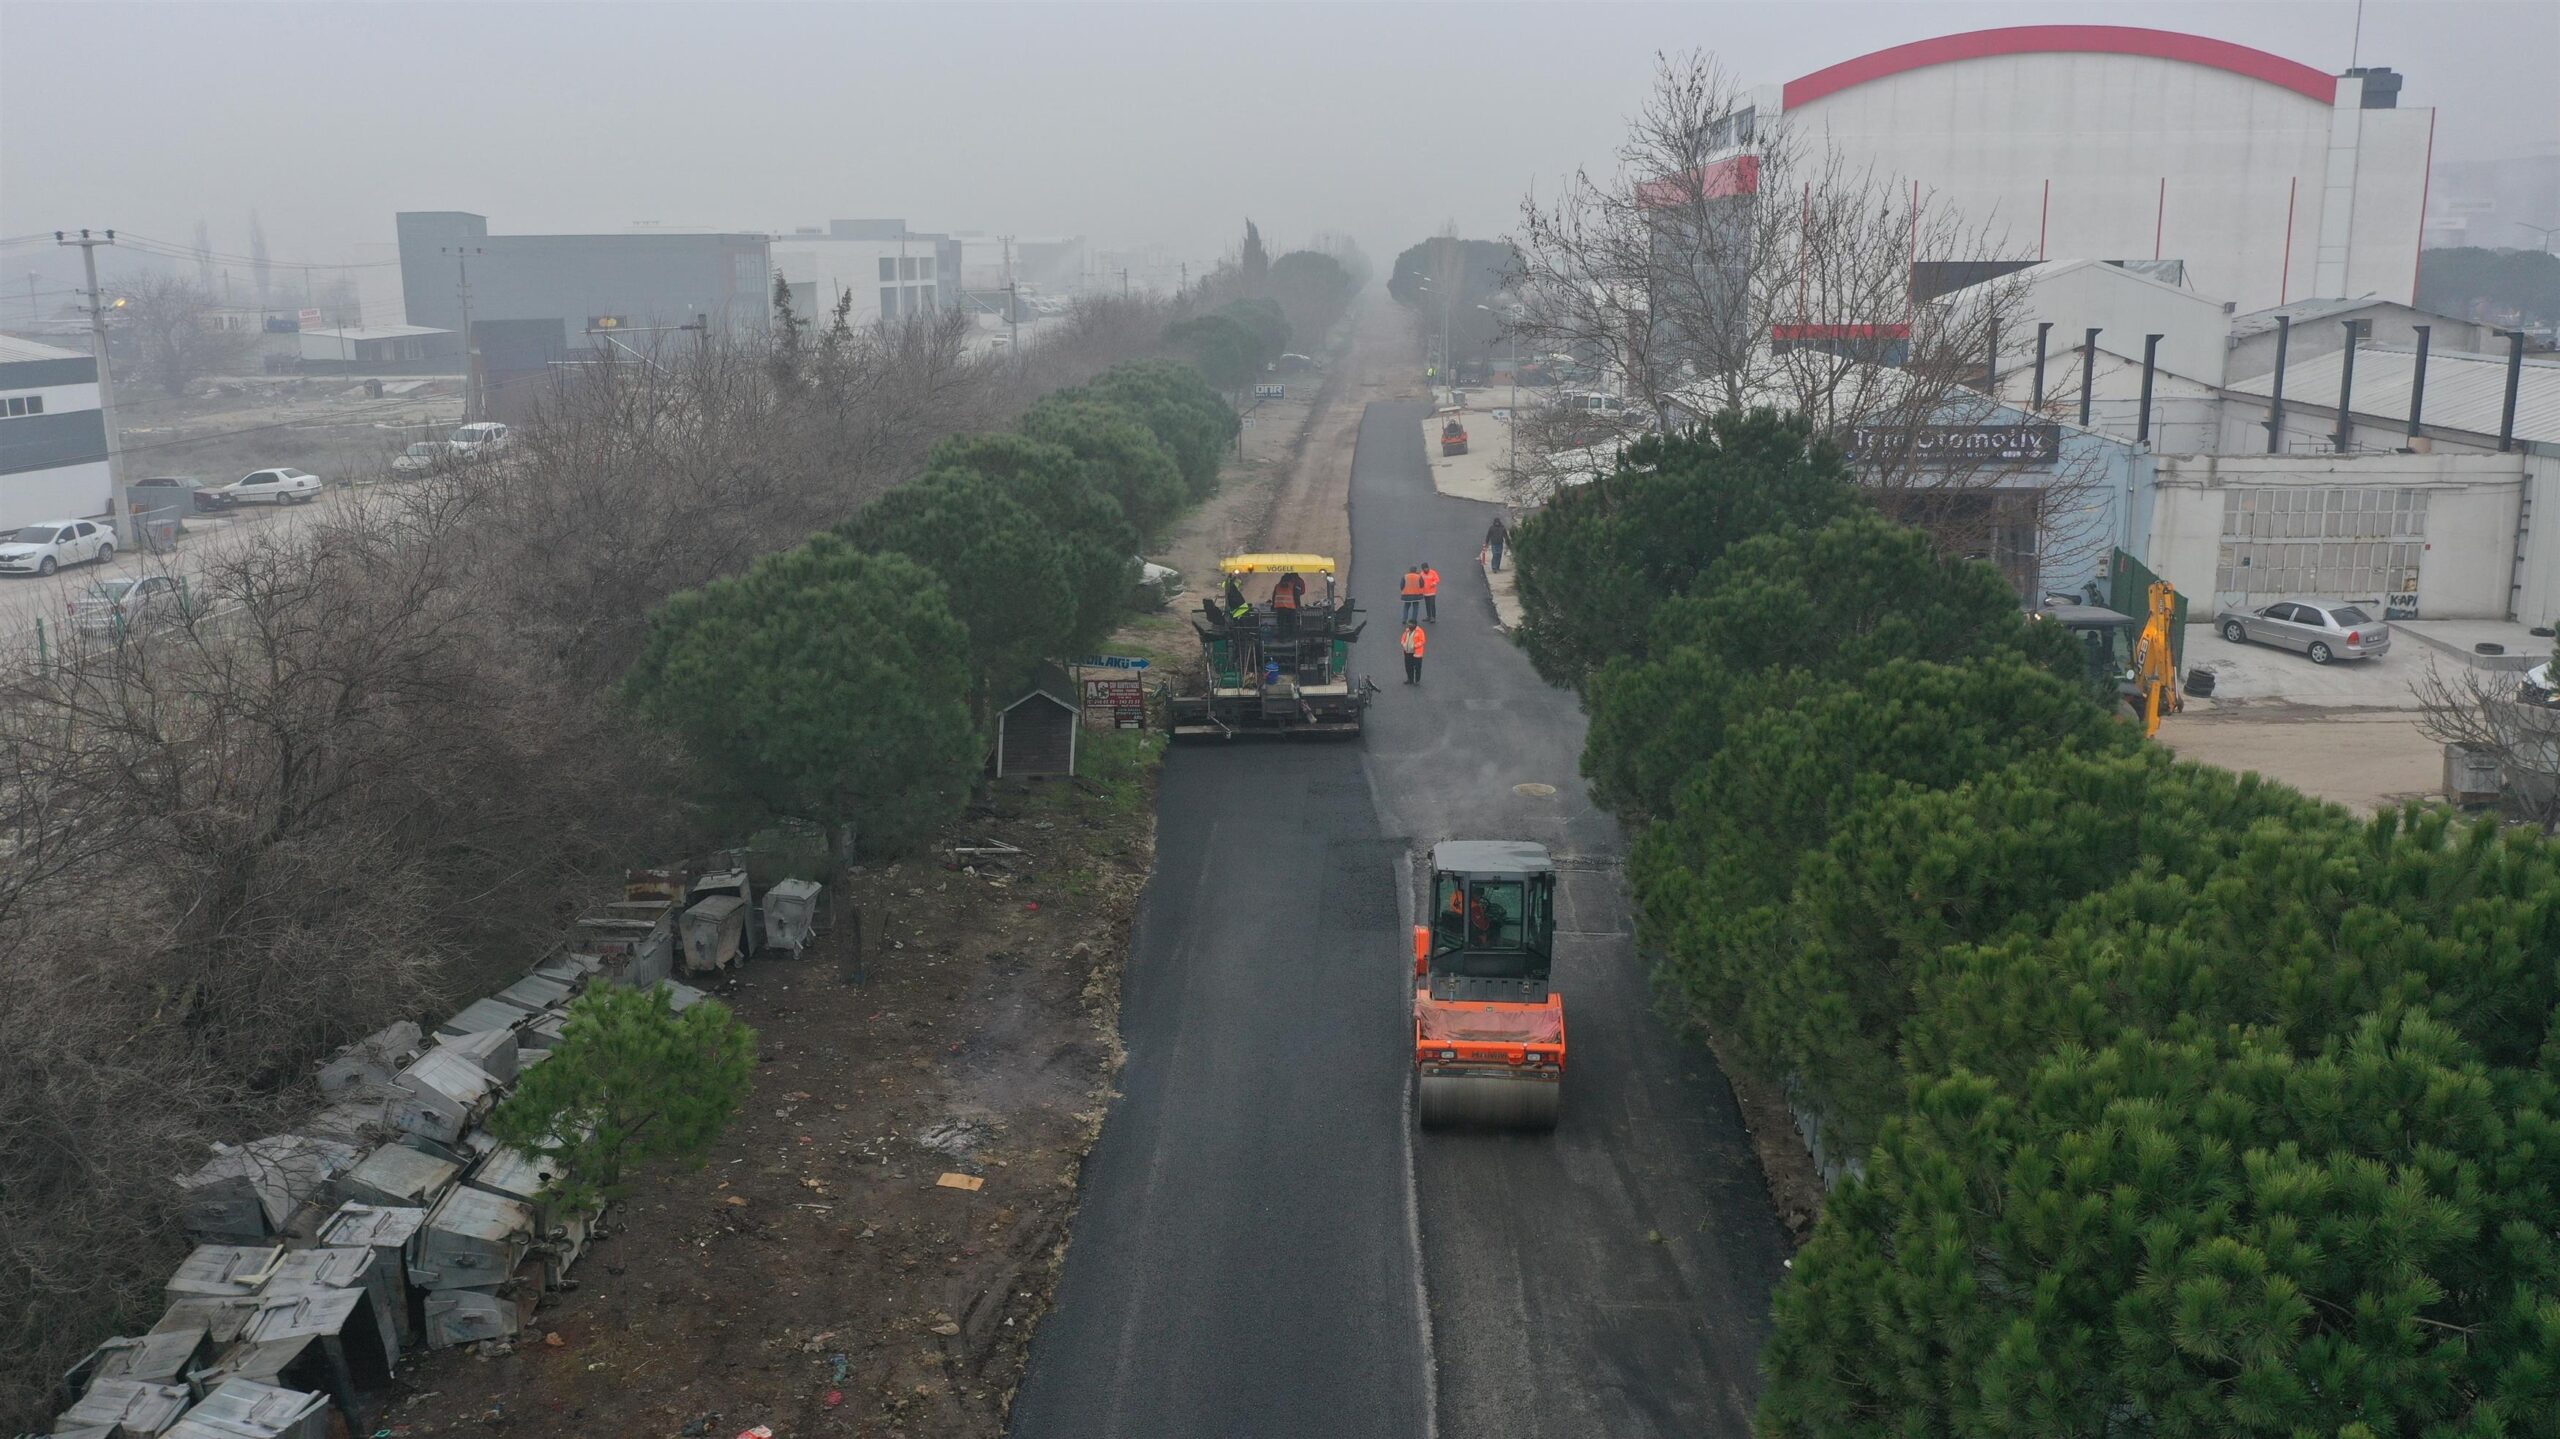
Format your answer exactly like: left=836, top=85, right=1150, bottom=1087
left=993, top=666, right=1080, bottom=778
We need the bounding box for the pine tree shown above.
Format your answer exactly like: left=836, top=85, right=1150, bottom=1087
left=1240, top=219, right=1269, bottom=293
left=1511, top=408, right=1866, bottom=692
left=838, top=468, right=1080, bottom=701
left=623, top=540, right=979, bottom=856
left=1761, top=1016, right=2560, bottom=1436
left=488, top=984, right=757, bottom=1214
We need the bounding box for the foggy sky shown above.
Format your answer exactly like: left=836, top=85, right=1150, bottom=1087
left=4, top=0, right=2555, bottom=281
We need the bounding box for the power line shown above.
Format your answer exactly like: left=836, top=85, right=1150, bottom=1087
left=1, top=230, right=400, bottom=271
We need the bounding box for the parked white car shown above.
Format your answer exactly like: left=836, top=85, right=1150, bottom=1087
left=448, top=422, right=511, bottom=456
left=391, top=441, right=454, bottom=475
left=0, top=519, right=114, bottom=577
left=217, top=468, right=325, bottom=505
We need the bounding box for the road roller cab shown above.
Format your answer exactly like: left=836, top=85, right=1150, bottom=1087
left=1413, top=841, right=1564, bottom=1131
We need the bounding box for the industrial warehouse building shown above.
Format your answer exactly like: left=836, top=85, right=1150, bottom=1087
left=1940, top=256, right=2556, bottom=627
left=394, top=212, right=773, bottom=421
left=0, top=335, right=112, bottom=532
left=1731, top=25, right=2436, bottom=311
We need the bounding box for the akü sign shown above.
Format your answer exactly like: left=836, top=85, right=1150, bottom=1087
left=1849, top=423, right=2060, bottom=465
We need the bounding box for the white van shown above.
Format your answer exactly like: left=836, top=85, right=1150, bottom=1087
left=448, top=422, right=511, bottom=456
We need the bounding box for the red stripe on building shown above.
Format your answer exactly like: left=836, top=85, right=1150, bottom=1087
left=1782, top=26, right=2339, bottom=109
left=1634, top=154, right=1761, bottom=209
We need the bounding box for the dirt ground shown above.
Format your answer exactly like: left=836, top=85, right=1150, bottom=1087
left=2161, top=624, right=2445, bottom=813
left=115, top=375, right=459, bottom=488
left=380, top=310, right=1385, bottom=1439
left=386, top=749, right=1157, bottom=1439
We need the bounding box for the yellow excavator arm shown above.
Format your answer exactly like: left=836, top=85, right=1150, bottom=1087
left=2131, top=580, right=2183, bottom=738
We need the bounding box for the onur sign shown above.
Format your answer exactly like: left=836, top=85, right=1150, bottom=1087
left=1848, top=423, right=2060, bottom=465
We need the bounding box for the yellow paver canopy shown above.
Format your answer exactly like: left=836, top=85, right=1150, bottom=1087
left=1219, top=552, right=1336, bottom=576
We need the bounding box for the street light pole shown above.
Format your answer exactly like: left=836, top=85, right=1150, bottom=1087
left=443, top=245, right=484, bottom=421
left=57, top=229, right=130, bottom=548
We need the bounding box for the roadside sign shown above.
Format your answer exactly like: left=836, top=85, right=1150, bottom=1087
left=1076, top=654, right=1150, bottom=670
left=298, top=307, right=323, bottom=331
left=1083, top=676, right=1145, bottom=730
left=1255, top=383, right=1286, bottom=400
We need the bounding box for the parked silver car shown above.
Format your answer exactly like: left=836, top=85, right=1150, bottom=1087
left=2219, top=597, right=2392, bottom=664
left=70, top=573, right=188, bottom=638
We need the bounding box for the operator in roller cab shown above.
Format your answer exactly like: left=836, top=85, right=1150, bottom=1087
left=1413, top=842, right=1564, bottom=1131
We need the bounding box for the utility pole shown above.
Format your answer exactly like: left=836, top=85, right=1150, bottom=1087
left=1121, top=267, right=1130, bottom=299
left=57, top=229, right=130, bottom=547
left=444, top=245, right=484, bottom=422
left=1007, top=279, right=1020, bottom=364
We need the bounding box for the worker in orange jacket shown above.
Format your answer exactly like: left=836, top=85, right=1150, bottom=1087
left=1400, top=620, right=1427, bottom=685
left=1421, top=563, right=1441, bottom=622
left=1400, top=566, right=1425, bottom=625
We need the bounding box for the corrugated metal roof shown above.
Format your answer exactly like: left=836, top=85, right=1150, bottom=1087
left=298, top=324, right=450, bottom=341
left=2224, top=344, right=2560, bottom=445
left=0, top=333, right=91, bottom=363
left=2227, top=294, right=2389, bottom=338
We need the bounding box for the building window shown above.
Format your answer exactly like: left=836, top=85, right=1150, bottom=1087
left=917, top=257, right=935, bottom=280
left=2215, top=487, right=2428, bottom=597
left=878, top=258, right=897, bottom=282
left=881, top=287, right=899, bottom=319
left=3, top=395, right=42, bottom=417
left=900, top=257, right=919, bottom=281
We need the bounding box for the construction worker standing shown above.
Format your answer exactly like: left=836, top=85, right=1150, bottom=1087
left=1421, top=562, right=1441, bottom=622
left=1400, top=565, right=1425, bottom=625
left=1400, top=619, right=1427, bottom=685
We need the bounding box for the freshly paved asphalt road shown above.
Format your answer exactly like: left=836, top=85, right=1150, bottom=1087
left=1012, top=401, right=1786, bottom=1437
left=1009, top=737, right=1429, bottom=1438
left=1354, top=401, right=1790, bottom=1437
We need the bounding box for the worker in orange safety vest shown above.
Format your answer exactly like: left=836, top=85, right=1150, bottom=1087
left=1400, top=566, right=1425, bottom=625
left=1421, top=562, right=1441, bottom=622
left=1400, top=620, right=1427, bottom=685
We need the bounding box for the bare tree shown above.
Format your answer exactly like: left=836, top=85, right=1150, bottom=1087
left=1507, top=52, right=2110, bottom=590
left=0, top=271, right=1194, bottom=1421
left=118, top=273, right=248, bottom=396
left=2413, top=654, right=2560, bottom=832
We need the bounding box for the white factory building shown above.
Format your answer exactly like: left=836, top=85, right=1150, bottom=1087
left=1938, top=256, right=2557, bottom=627
left=1731, top=25, right=2435, bottom=312
left=0, top=336, right=113, bottom=533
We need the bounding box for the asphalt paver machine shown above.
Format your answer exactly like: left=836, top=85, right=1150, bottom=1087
left=1166, top=552, right=1374, bottom=739
left=1412, top=841, right=1564, bottom=1131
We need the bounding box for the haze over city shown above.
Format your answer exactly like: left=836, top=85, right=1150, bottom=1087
left=6, top=3, right=2560, bottom=1437
left=5, top=0, right=2554, bottom=272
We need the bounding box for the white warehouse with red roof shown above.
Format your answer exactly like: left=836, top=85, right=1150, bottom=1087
left=1736, top=25, right=2435, bottom=312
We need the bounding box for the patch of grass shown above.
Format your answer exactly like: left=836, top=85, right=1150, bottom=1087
left=1021, top=727, right=1163, bottom=823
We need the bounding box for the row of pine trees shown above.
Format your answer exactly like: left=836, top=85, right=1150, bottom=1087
left=1510, top=409, right=2560, bottom=1436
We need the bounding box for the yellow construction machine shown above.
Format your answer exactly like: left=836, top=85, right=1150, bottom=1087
left=2042, top=579, right=2182, bottom=737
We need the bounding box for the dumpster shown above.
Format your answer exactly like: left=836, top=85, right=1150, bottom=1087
left=678, top=893, right=748, bottom=974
